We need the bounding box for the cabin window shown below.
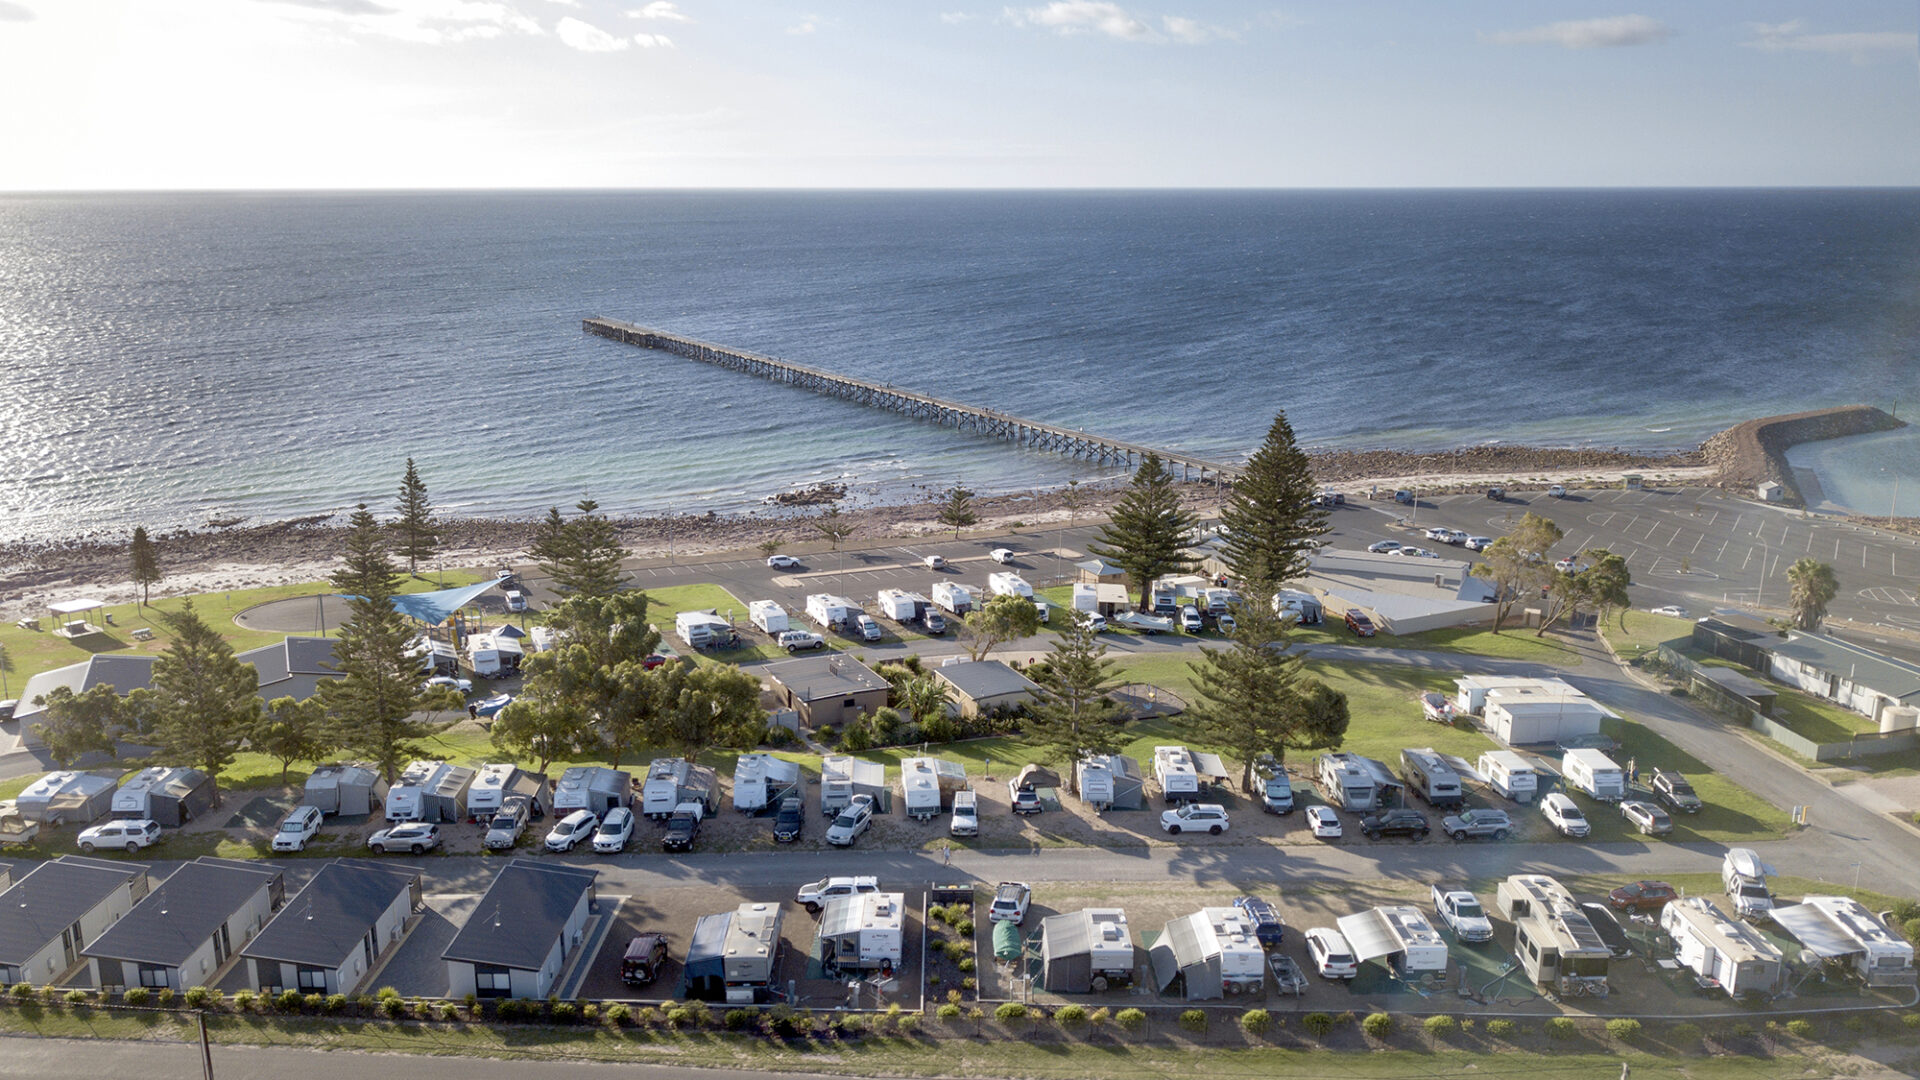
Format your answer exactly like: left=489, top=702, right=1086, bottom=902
left=474, top=964, right=513, bottom=997
left=137, top=964, right=171, bottom=988
left=0, top=965, right=18, bottom=985
left=296, top=966, right=328, bottom=991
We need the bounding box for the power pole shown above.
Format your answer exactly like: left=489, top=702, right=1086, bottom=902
left=199, top=1011, right=215, bottom=1079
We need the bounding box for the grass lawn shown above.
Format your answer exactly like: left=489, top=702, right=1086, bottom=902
left=1599, top=610, right=1697, bottom=665
left=1576, top=715, right=1792, bottom=845
left=0, top=571, right=483, bottom=692
left=1769, top=689, right=1880, bottom=743
left=1386, top=625, right=1582, bottom=662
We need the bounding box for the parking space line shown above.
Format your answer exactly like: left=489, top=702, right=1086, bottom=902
left=1741, top=547, right=1754, bottom=569
left=1729, top=513, right=1743, bottom=535
left=1706, top=509, right=1719, bottom=527
left=1717, top=539, right=1729, bottom=560
left=1690, top=533, right=1705, bottom=555
left=1666, top=526, right=1683, bottom=547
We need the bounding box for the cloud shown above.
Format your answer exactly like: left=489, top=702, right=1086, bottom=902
left=556, top=15, right=628, bottom=50
left=0, top=0, right=33, bottom=19
left=631, top=31, right=673, bottom=47
left=787, top=15, right=818, bottom=34
left=1743, top=20, right=1917, bottom=63
left=256, top=0, right=546, bottom=44
left=939, top=11, right=973, bottom=24
left=1007, top=1, right=1150, bottom=40
left=1162, top=14, right=1231, bottom=43
left=258, top=0, right=395, bottom=15
left=627, top=1, right=688, bottom=21
left=1483, top=14, right=1670, bottom=49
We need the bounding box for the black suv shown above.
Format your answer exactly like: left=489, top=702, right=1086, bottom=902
left=772, top=796, right=804, bottom=843
left=1359, top=808, right=1430, bottom=840
left=1650, top=769, right=1702, bottom=813
left=662, top=807, right=701, bottom=852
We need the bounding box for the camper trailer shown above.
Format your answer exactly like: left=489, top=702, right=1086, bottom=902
left=112, top=767, right=214, bottom=828
left=732, top=754, right=802, bottom=815
left=931, top=581, right=974, bottom=616
left=1476, top=750, right=1539, bottom=804
left=1153, top=746, right=1201, bottom=803
left=876, top=589, right=923, bottom=623
left=987, top=572, right=1033, bottom=599
left=1315, top=753, right=1379, bottom=813
left=820, top=755, right=890, bottom=817
left=675, top=610, right=732, bottom=649
left=1771, top=896, right=1917, bottom=987
left=642, top=758, right=716, bottom=820
left=16, top=771, right=119, bottom=826
left=1335, top=906, right=1449, bottom=979
left=1662, top=898, right=1785, bottom=999
left=385, top=760, right=475, bottom=823
left=818, top=891, right=906, bottom=974
left=805, top=594, right=857, bottom=631
left=302, top=764, right=386, bottom=817
left=1722, top=849, right=1777, bottom=921
left=1495, top=875, right=1612, bottom=997
left=1076, top=754, right=1145, bottom=811
left=748, top=601, right=789, bottom=635
left=465, top=764, right=546, bottom=822
left=1398, top=749, right=1465, bottom=810
left=1273, top=589, right=1323, bottom=625
left=721, top=902, right=785, bottom=1004
left=1149, top=908, right=1266, bottom=1000
left=900, top=758, right=968, bottom=821
left=1040, top=908, right=1137, bottom=993
left=1561, top=749, right=1626, bottom=801
left=553, top=766, right=632, bottom=816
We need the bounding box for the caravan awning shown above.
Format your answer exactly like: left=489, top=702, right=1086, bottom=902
left=1191, top=752, right=1229, bottom=783
left=1336, top=910, right=1403, bottom=965
left=383, top=581, right=501, bottom=627
left=1771, top=904, right=1859, bottom=959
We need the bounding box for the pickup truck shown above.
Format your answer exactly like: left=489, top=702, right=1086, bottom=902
left=1441, top=807, right=1512, bottom=841
left=777, top=630, right=826, bottom=653
left=662, top=802, right=704, bottom=852
left=1431, top=886, right=1494, bottom=943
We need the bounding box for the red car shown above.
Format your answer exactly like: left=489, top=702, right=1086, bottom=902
left=1607, top=880, right=1679, bottom=913
left=1344, top=610, right=1376, bottom=638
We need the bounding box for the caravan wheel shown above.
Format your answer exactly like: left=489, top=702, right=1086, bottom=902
left=1090, top=976, right=1109, bottom=992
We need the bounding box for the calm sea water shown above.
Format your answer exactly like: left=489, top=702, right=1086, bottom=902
left=1, top=189, right=1916, bottom=543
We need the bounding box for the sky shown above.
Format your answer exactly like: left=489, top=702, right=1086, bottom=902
left=0, top=1, right=1915, bottom=189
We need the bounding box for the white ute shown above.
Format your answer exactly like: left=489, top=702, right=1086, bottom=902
left=1430, top=885, right=1494, bottom=943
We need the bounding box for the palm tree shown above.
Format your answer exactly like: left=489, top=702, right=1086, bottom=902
left=898, top=676, right=951, bottom=724
left=1786, top=558, right=1839, bottom=631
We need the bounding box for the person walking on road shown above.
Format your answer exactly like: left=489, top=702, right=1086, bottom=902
left=942, top=841, right=952, bottom=867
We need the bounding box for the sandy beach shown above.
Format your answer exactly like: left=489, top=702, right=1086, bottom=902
left=0, top=443, right=1715, bottom=618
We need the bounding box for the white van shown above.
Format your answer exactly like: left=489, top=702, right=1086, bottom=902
left=949, top=790, right=979, bottom=837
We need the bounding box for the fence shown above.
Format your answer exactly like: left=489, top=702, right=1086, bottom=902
left=1655, top=646, right=1918, bottom=762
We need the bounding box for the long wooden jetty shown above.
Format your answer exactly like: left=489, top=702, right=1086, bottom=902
left=583, top=318, right=1241, bottom=481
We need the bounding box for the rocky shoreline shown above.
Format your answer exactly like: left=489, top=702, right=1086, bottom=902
left=0, top=441, right=1714, bottom=613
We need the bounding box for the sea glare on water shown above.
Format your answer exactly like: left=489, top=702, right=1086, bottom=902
left=1, top=188, right=1916, bottom=543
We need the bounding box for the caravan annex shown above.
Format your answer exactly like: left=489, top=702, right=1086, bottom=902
left=1772, top=896, right=1917, bottom=987
left=1148, top=907, right=1266, bottom=1000
left=1336, top=906, right=1449, bottom=979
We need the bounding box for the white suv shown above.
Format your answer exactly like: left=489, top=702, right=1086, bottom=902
left=78, top=818, right=161, bottom=853
left=1160, top=802, right=1230, bottom=836
left=949, top=790, right=979, bottom=836
left=1305, top=927, right=1358, bottom=979
left=1540, top=792, right=1590, bottom=838
left=270, top=805, right=324, bottom=852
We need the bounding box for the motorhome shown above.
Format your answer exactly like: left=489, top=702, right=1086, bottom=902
left=1722, top=849, right=1777, bottom=920
left=931, top=582, right=974, bottom=616
left=987, top=572, right=1032, bottom=599
left=1153, top=746, right=1201, bottom=803
left=1335, top=905, right=1449, bottom=978
left=1398, top=748, right=1465, bottom=810
left=732, top=754, right=802, bottom=815
left=642, top=758, right=717, bottom=821
left=748, top=601, right=789, bottom=635
left=900, top=757, right=968, bottom=821
left=1771, top=895, right=1917, bottom=986
left=1315, top=753, right=1379, bottom=813
left=1561, top=749, right=1626, bottom=801
left=1496, top=875, right=1612, bottom=997
left=804, top=594, right=858, bottom=631
left=1476, top=750, right=1540, bottom=804
left=1662, top=897, right=1785, bottom=998
left=818, top=892, right=906, bottom=975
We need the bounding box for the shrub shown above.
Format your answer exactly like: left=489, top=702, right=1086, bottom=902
left=605, top=1003, right=631, bottom=1026
left=968, top=1007, right=986, bottom=1023
left=1089, top=1006, right=1111, bottom=1028
left=1607, top=1018, right=1643, bottom=1041
left=550, top=1002, right=579, bottom=1024
left=304, top=993, right=324, bottom=1012
left=937, top=1003, right=963, bottom=1021
left=928, top=905, right=950, bottom=926
left=1785, top=1019, right=1815, bottom=1039
left=231, top=990, right=256, bottom=1012
left=960, top=977, right=976, bottom=991
left=1179, top=1009, right=1207, bottom=1033
left=1843, top=1015, right=1867, bottom=1033
left=1902, top=917, right=1920, bottom=945
left=1302, top=1012, right=1335, bottom=1039
left=1116, top=1007, right=1147, bottom=1032
left=1362, top=1012, right=1393, bottom=1039
left=1545, top=1017, right=1576, bottom=1040
left=666, top=1006, right=695, bottom=1028
left=832, top=1013, right=867, bottom=1035
left=439, top=1001, right=460, bottom=1021
left=1668, top=1021, right=1701, bottom=1042
left=184, top=987, right=217, bottom=1010
left=376, top=986, right=401, bottom=1001
left=381, top=995, right=408, bottom=1018
left=955, top=919, right=976, bottom=936
left=1485, top=1018, right=1516, bottom=1039
left=945, top=940, right=971, bottom=960
left=157, top=989, right=176, bottom=1007
left=957, top=958, right=976, bottom=973
left=947, top=989, right=963, bottom=1005
left=40, top=985, right=60, bottom=1003
left=1240, top=1009, right=1272, bottom=1035
left=275, top=989, right=303, bottom=1013
left=636, top=1006, right=662, bottom=1026
left=1054, top=1004, right=1088, bottom=1028
left=496, top=999, right=525, bottom=1021
left=995, top=1002, right=1029, bottom=1024
left=725, top=1008, right=757, bottom=1031
left=1727, top=1020, right=1755, bottom=1038
left=1424, top=1015, right=1457, bottom=1038
left=63, top=990, right=89, bottom=1006
left=124, top=987, right=151, bottom=1007
left=1904, top=1013, right=1920, bottom=1030
left=324, top=994, right=347, bottom=1015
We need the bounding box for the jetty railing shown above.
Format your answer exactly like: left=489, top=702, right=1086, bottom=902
left=583, top=318, right=1240, bottom=481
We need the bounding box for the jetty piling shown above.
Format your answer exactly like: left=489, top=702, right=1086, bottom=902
left=583, top=318, right=1240, bottom=482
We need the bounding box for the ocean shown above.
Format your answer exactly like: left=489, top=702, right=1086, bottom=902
left=1, top=189, right=1916, bottom=544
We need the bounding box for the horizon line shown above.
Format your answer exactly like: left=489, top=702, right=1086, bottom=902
left=4, top=184, right=1920, bottom=197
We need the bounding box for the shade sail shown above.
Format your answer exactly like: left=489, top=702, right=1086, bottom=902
left=381, top=581, right=501, bottom=626
left=1770, top=904, right=1858, bottom=959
